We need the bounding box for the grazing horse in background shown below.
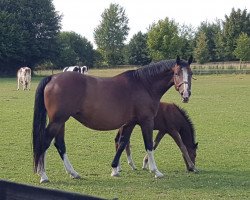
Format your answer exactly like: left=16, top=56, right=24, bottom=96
left=32, top=56, right=193, bottom=183
left=17, top=67, right=31, bottom=90
left=115, top=102, right=198, bottom=173
left=63, top=66, right=88, bottom=74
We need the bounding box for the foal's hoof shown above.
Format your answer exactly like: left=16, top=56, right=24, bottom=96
left=189, top=168, right=199, bottom=173
left=154, top=170, right=164, bottom=178
left=128, top=162, right=137, bottom=170
left=71, top=174, right=81, bottom=179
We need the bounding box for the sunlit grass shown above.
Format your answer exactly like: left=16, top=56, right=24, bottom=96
left=0, top=71, right=250, bottom=199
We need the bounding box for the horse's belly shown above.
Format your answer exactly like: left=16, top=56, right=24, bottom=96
left=76, top=108, right=132, bottom=131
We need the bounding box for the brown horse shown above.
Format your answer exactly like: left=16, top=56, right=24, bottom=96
left=115, top=102, right=198, bottom=173
left=32, top=56, right=193, bottom=183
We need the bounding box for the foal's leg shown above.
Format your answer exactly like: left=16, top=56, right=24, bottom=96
left=170, top=130, right=197, bottom=172
left=142, top=130, right=165, bottom=170
left=140, top=119, right=163, bottom=178
left=54, top=125, right=80, bottom=179
left=111, top=123, right=136, bottom=177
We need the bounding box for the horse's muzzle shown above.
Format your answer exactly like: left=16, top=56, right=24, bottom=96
left=181, top=90, right=191, bottom=103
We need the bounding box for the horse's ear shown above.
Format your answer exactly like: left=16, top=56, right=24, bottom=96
left=176, top=55, right=180, bottom=65
left=195, top=142, right=198, bottom=149
left=188, top=55, right=193, bottom=65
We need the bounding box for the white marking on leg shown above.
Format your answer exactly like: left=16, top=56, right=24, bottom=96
left=127, top=155, right=137, bottom=170
left=37, top=153, right=49, bottom=183
left=147, top=150, right=164, bottom=178
left=117, top=162, right=122, bottom=172
left=63, top=154, right=80, bottom=179
left=142, top=154, right=149, bottom=170
left=111, top=167, right=120, bottom=177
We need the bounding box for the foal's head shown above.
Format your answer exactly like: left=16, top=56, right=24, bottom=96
left=173, top=56, right=193, bottom=103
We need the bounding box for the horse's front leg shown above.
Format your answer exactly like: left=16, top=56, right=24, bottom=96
left=142, top=130, right=164, bottom=170
left=111, top=122, right=136, bottom=177
left=140, top=119, right=164, bottom=178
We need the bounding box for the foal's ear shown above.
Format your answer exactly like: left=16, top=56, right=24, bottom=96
left=188, top=55, right=193, bottom=65
left=176, top=55, right=180, bottom=65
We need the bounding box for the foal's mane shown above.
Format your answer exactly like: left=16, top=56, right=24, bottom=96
left=174, top=104, right=196, bottom=148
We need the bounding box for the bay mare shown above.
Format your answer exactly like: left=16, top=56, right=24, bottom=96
left=32, top=56, right=193, bottom=183
left=115, top=102, right=198, bottom=173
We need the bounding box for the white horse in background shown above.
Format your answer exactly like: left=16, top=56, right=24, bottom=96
left=17, top=67, right=31, bottom=90
left=63, top=66, right=88, bottom=74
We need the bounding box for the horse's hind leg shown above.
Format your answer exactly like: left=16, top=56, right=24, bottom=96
left=115, top=127, right=136, bottom=172
left=37, top=122, right=60, bottom=183
left=111, top=122, right=136, bottom=177
left=54, top=125, right=80, bottom=179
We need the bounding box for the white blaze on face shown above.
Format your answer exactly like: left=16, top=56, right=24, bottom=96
left=182, top=68, right=189, bottom=98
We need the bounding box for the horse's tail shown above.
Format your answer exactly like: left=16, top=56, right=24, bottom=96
left=32, top=76, right=52, bottom=173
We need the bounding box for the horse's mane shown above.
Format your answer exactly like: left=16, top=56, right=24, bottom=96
left=132, top=59, right=176, bottom=80
left=132, top=59, right=190, bottom=81
left=173, top=103, right=197, bottom=148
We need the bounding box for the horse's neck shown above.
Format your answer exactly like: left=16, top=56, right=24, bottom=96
left=150, top=72, right=174, bottom=99
left=179, top=122, right=195, bottom=149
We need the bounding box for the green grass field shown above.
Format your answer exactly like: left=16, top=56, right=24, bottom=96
left=0, top=69, right=250, bottom=199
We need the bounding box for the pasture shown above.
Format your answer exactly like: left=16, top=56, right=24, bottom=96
left=0, top=69, right=249, bottom=199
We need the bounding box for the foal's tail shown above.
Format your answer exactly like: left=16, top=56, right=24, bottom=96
left=32, top=76, right=52, bottom=173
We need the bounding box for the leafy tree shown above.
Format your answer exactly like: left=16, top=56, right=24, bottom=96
left=126, top=31, right=151, bottom=65
left=233, top=32, right=250, bottom=62
left=194, top=32, right=209, bottom=64
left=196, top=21, right=222, bottom=61
left=0, top=0, right=61, bottom=73
left=147, top=17, right=182, bottom=61
left=56, top=32, right=94, bottom=68
left=178, top=24, right=196, bottom=60
left=222, top=8, right=250, bottom=60
left=94, top=3, right=129, bottom=66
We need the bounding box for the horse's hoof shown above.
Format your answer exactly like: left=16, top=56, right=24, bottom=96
left=188, top=167, right=199, bottom=173
left=154, top=170, right=164, bottom=178
left=111, top=172, right=120, bottom=177
left=71, top=174, right=81, bottom=179
left=111, top=168, right=120, bottom=177
left=128, top=162, right=137, bottom=170
left=40, top=178, right=49, bottom=183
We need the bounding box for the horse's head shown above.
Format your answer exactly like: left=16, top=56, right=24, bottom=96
left=173, top=56, right=193, bottom=103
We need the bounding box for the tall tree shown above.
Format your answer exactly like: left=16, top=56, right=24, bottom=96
left=194, top=32, right=209, bottom=64
left=56, top=32, right=94, bottom=68
left=147, top=17, right=182, bottom=61
left=196, top=21, right=222, bottom=61
left=222, top=8, right=250, bottom=60
left=126, top=32, right=151, bottom=65
left=0, top=0, right=61, bottom=73
left=233, top=32, right=250, bottom=62
left=94, top=3, right=129, bottom=66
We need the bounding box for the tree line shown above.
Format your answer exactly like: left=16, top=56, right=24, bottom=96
left=0, top=0, right=249, bottom=74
